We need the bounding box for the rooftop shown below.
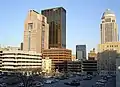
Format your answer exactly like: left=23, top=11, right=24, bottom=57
left=102, top=9, right=115, bottom=18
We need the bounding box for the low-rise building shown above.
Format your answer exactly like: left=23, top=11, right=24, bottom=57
left=42, top=57, right=52, bottom=74
left=88, top=48, right=97, bottom=60
left=82, top=60, right=97, bottom=75
left=72, top=55, right=76, bottom=61
left=98, top=42, right=120, bottom=53
left=42, top=48, right=72, bottom=72
left=67, top=61, right=81, bottom=73
left=0, top=51, right=42, bottom=75
left=97, top=50, right=117, bottom=75
left=0, top=46, right=20, bottom=51
left=97, top=42, right=120, bottom=75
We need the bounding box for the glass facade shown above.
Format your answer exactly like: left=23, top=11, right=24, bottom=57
left=41, top=7, right=66, bottom=48
left=76, top=45, right=86, bottom=60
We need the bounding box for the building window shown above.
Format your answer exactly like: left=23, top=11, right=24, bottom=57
left=28, top=23, right=33, bottom=30
left=105, top=18, right=111, bottom=22
left=102, top=21, right=104, bottom=23
left=42, top=17, right=45, bottom=23
left=112, top=20, right=115, bottom=22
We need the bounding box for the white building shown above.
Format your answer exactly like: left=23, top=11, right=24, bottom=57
left=0, top=51, right=42, bottom=75
left=42, top=57, right=52, bottom=74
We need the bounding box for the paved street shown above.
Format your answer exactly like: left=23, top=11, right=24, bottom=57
left=0, top=75, right=116, bottom=87
left=43, top=76, right=116, bottom=87
left=43, top=76, right=100, bottom=87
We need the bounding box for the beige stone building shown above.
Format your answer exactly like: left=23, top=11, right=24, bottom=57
left=72, top=55, right=76, bottom=61
left=42, top=57, right=52, bottom=74
left=100, top=9, right=119, bottom=44
left=98, top=42, right=120, bottom=53
left=97, top=42, right=120, bottom=75
left=23, top=10, right=49, bottom=53
left=88, top=48, right=97, bottom=60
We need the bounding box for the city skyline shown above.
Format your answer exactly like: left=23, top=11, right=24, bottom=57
left=0, top=0, right=120, bottom=54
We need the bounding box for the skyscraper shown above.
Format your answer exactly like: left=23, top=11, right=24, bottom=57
left=41, top=7, right=66, bottom=48
left=23, top=10, right=49, bottom=53
left=100, top=9, right=119, bottom=44
left=76, top=45, right=86, bottom=60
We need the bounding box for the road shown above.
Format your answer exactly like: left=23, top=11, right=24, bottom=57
left=43, top=76, right=116, bottom=87
left=44, top=76, right=100, bottom=87
left=0, top=75, right=116, bottom=87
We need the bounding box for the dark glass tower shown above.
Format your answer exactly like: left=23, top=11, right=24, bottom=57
left=41, top=7, right=66, bottom=48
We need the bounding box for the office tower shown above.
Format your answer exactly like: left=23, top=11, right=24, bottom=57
left=23, top=10, right=49, bottom=53
left=41, top=7, right=66, bottom=48
left=76, top=45, right=86, bottom=60
left=20, top=42, right=23, bottom=50
left=100, top=9, right=119, bottom=44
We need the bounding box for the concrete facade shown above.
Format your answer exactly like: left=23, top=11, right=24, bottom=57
left=97, top=50, right=117, bottom=75
left=100, top=9, right=119, bottom=44
left=42, top=48, right=72, bottom=72
left=0, top=51, right=42, bottom=74
left=42, top=57, right=52, bottom=74
left=88, top=48, right=97, bottom=60
left=23, top=10, right=49, bottom=53
left=98, top=42, right=120, bottom=53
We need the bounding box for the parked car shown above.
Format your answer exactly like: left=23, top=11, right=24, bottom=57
left=35, top=82, right=44, bottom=87
left=64, top=80, right=80, bottom=86
left=18, top=82, right=24, bottom=87
left=45, top=80, right=53, bottom=84
left=97, top=79, right=107, bottom=83
left=0, top=83, right=7, bottom=87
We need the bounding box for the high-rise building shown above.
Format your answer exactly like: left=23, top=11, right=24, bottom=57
left=76, top=45, right=86, bottom=60
left=23, top=10, right=49, bottom=53
left=20, top=42, right=23, bottom=50
left=41, top=7, right=66, bottom=48
left=100, top=9, right=119, bottom=44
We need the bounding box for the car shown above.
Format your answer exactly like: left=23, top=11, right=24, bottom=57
left=83, top=77, right=92, bottom=80
left=107, top=75, right=112, bottom=78
left=64, top=80, right=80, bottom=86
left=45, top=80, right=53, bottom=84
left=0, top=83, right=7, bottom=87
left=97, top=79, right=107, bottom=83
left=35, top=82, right=44, bottom=87
left=96, top=82, right=105, bottom=85
left=18, top=82, right=24, bottom=87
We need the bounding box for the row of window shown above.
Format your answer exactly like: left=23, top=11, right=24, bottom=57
left=2, top=53, right=41, bottom=57
left=107, top=45, right=118, bottom=47
left=2, top=57, right=41, bottom=60
left=2, top=61, right=41, bottom=63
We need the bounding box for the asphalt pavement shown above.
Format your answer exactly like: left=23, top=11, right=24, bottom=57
left=43, top=76, right=116, bottom=87
left=0, top=75, right=116, bottom=87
